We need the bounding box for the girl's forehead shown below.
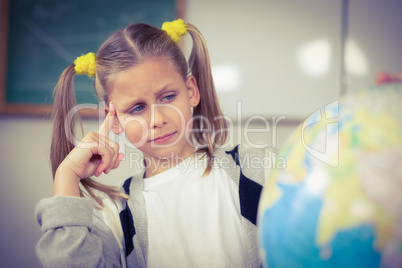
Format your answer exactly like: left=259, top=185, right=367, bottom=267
left=114, top=58, right=180, bottom=87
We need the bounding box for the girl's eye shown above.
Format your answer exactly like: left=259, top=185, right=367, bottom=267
left=162, top=94, right=176, bottom=102
left=128, top=105, right=145, bottom=114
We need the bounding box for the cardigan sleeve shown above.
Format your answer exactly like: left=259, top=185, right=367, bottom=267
left=35, top=195, right=122, bottom=268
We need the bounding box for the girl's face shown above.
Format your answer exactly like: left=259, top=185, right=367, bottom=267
left=109, top=57, right=200, bottom=164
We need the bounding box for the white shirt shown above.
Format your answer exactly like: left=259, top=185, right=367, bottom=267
left=143, top=155, right=248, bottom=268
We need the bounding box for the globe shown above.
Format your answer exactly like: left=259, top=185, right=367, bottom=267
left=258, top=84, right=402, bottom=268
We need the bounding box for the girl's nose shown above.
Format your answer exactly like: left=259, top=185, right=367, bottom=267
left=150, top=105, right=167, bottom=128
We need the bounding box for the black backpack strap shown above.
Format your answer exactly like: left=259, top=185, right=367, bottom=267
left=226, top=145, right=262, bottom=225
left=119, top=177, right=136, bottom=256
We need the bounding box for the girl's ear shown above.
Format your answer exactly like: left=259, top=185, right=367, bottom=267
left=104, top=108, right=124, bottom=135
left=186, top=75, right=200, bottom=108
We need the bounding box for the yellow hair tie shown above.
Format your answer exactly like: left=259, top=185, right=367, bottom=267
left=74, top=52, right=96, bottom=77
left=161, top=18, right=188, bottom=43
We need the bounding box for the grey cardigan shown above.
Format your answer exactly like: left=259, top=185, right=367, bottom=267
left=36, top=145, right=268, bottom=267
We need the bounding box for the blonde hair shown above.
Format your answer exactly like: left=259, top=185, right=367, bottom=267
left=51, top=22, right=228, bottom=203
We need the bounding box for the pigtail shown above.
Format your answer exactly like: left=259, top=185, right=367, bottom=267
left=50, top=64, right=128, bottom=205
left=187, top=23, right=228, bottom=175
left=50, top=64, right=77, bottom=177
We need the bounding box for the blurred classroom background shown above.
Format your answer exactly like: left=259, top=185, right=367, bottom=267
left=0, top=0, right=401, bottom=267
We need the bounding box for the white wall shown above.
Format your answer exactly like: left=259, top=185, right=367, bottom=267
left=0, top=117, right=53, bottom=268
left=186, top=0, right=342, bottom=119
left=346, top=0, right=402, bottom=91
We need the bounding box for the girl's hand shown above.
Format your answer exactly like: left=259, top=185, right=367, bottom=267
left=54, top=103, right=124, bottom=196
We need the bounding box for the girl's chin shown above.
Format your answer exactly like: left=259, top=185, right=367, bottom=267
left=141, top=144, right=195, bottom=160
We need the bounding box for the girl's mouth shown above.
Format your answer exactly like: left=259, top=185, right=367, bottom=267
left=150, top=131, right=177, bottom=144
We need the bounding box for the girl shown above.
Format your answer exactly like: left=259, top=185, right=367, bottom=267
left=36, top=19, right=268, bottom=267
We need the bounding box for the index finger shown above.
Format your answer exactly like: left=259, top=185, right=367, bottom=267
left=98, top=102, right=116, bottom=137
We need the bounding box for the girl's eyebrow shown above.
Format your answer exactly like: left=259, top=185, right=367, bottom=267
left=119, top=97, right=142, bottom=112
left=118, top=83, right=176, bottom=111
left=154, top=83, right=175, bottom=96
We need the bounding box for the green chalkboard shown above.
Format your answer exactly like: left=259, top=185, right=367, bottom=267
left=0, top=0, right=182, bottom=116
